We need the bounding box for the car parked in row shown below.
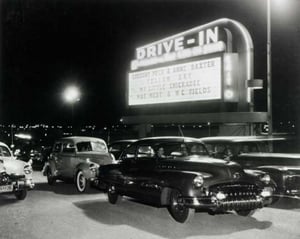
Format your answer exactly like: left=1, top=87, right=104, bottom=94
left=201, top=136, right=300, bottom=198
left=44, top=136, right=114, bottom=192
left=0, top=141, right=34, bottom=200
left=98, top=137, right=274, bottom=223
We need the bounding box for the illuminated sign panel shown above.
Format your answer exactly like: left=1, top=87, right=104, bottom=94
left=131, top=26, right=226, bottom=71
left=128, top=57, right=222, bottom=106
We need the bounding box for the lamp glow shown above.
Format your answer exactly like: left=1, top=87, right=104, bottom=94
left=64, top=86, right=80, bottom=103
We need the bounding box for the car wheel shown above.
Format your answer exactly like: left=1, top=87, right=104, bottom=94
left=168, top=189, right=195, bottom=223
left=76, top=170, right=88, bottom=193
left=107, top=184, right=118, bottom=204
left=47, top=168, right=56, bottom=185
left=14, top=189, right=27, bottom=200
left=235, top=209, right=256, bottom=216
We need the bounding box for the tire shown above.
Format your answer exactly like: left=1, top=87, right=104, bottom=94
left=107, top=184, right=118, bottom=204
left=47, top=168, right=56, bottom=185
left=235, top=209, right=256, bottom=217
left=168, top=189, right=195, bottom=223
left=75, top=170, right=88, bottom=193
left=14, top=189, right=27, bottom=200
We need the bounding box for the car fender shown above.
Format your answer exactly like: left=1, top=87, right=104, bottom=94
left=158, top=170, right=202, bottom=198
left=48, top=159, right=57, bottom=175
left=74, top=162, right=99, bottom=180
left=256, top=166, right=287, bottom=189
left=42, top=162, right=50, bottom=176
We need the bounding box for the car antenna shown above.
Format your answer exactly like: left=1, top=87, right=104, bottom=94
left=178, top=125, right=184, bottom=137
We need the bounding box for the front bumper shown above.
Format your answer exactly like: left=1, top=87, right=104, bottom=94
left=181, top=186, right=273, bottom=211
left=0, top=177, right=34, bottom=194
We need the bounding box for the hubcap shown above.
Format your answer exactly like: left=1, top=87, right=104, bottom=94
left=109, top=185, right=115, bottom=194
left=172, top=191, right=185, bottom=212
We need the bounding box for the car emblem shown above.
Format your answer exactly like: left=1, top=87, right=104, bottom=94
left=233, top=172, right=241, bottom=179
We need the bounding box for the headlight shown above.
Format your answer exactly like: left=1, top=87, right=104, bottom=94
left=260, top=174, right=271, bottom=185
left=24, top=164, right=33, bottom=174
left=193, top=175, right=204, bottom=188
left=89, top=164, right=98, bottom=173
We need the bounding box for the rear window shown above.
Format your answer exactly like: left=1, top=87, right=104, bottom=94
left=77, top=141, right=107, bottom=153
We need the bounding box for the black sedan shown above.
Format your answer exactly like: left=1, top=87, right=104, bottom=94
left=201, top=136, right=300, bottom=198
left=98, top=137, right=274, bottom=223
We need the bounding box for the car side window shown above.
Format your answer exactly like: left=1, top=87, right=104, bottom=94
left=0, top=145, right=11, bottom=157
left=77, top=142, right=92, bottom=152
left=121, top=144, right=136, bottom=160
left=62, top=143, right=76, bottom=153
left=53, top=143, right=62, bottom=153
left=137, top=145, right=155, bottom=159
left=109, top=143, right=122, bottom=152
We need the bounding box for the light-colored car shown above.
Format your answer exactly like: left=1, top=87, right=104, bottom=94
left=0, top=141, right=34, bottom=200
left=45, top=136, right=114, bottom=192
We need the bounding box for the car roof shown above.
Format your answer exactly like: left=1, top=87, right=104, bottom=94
left=200, top=136, right=285, bottom=143
left=109, top=139, right=137, bottom=145
left=57, top=136, right=106, bottom=144
left=137, top=136, right=204, bottom=144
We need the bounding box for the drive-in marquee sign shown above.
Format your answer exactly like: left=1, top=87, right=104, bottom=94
left=128, top=18, right=254, bottom=108
left=129, top=57, right=222, bottom=105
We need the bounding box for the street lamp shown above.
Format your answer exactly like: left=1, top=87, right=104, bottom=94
left=267, top=0, right=273, bottom=138
left=63, top=85, right=80, bottom=130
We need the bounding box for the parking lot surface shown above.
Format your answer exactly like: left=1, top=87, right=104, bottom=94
left=0, top=171, right=299, bottom=239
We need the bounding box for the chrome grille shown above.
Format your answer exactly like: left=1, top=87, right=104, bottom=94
left=209, top=183, right=263, bottom=210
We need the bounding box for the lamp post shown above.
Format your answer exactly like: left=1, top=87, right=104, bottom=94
left=267, top=0, right=273, bottom=138
left=63, top=85, right=80, bottom=132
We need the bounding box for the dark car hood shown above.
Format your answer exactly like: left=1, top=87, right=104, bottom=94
left=157, top=155, right=250, bottom=185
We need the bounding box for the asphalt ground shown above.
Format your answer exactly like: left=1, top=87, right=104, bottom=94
left=0, top=171, right=299, bottom=239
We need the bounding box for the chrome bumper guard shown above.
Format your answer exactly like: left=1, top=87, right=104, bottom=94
left=182, top=186, right=273, bottom=210
left=15, top=179, right=35, bottom=190
left=183, top=196, right=264, bottom=210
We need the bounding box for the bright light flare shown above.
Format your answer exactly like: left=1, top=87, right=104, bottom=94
left=63, top=86, right=80, bottom=103
left=14, top=133, right=32, bottom=140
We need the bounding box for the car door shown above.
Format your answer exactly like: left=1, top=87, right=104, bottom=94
left=51, top=142, right=63, bottom=174
left=132, top=144, right=162, bottom=201
left=59, top=142, right=77, bottom=178
left=117, top=143, right=139, bottom=196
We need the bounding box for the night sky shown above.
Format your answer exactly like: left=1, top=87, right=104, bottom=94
left=1, top=0, right=300, bottom=127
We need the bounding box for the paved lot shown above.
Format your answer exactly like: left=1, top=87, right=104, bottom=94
left=0, top=171, right=299, bottom=239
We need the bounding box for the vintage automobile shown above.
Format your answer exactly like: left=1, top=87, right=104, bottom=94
left=108, top=139, right=137, bottom=161
left=200, top=136, right=300, bottom=198
left=98, top=137, right=274, bottom=223
left=0, top=141, right=34, bottom=200
left=45, top=136, right=114, bottom=192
